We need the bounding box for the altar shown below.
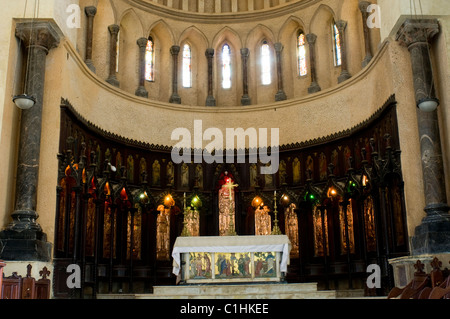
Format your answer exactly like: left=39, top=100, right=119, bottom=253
left=172, top=235, right=291, bottom=284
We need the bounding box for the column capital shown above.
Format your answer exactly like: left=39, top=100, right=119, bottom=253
left=205, top=48, right=215, bottom=57
left=240, top=48, right=250, bottom=57
left=335, top=20, right=348, bottom=33
left=274, top=42, right=283, bottom=53
left=15, top=20, right=61, bottom=53
left=108, top=24, right=120, bottom=36
left=85, top=6, right=97, bottom=17
left=137, top=37, right=148, bottom=49
left=358, top=1, right=371, bottom=13
left=306, top=33, right=317, bottom=44
left=396, top=19, right=440, bottom=48
left=170, top=45, right=181, bottom=55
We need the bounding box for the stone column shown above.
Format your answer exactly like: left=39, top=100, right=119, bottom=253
left=274, top=42, right=287, bottom=101
left=306, top=33, right=321, bottom=94
left=0, top=21, right=61, bottom=261
left=396, top=19, right=450, bottom=255
left=169, top=45, right=181, bottom=104
left=84, top=6, right=97, bottom=73
left=336, top=20, right=352, bottom=83
left=359, top=1, right=373, bottom=68
left=135, top=37, right=149, bottom=98
left=106, top=24, right=120, bottom=87
left=240, top=48, right=251, bottom=106
left=205, top=48, right=216, bottom=106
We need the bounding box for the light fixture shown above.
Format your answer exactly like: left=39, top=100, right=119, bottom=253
left=13, top=94, right=36, bottom=110
left=417, top=97, right=439, bottom=112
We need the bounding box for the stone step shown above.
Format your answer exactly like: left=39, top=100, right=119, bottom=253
left=135, top=291, right=338, bottom=299
left=151, top=283, right=318, bottom=296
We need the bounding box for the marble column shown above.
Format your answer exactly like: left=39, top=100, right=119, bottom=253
left=274, top=42, right=287, bottom=101
left=0, top=21, right=61, bottom=261
left=84, top=6, right=97, bottom=73
left=359, top=1, right=373, bottom=68
left=306, top=33, right=321, bottom=94
left=336, top=20, right=352, bottom=83
left=135, top=37, right=149, bottom=98
left=169, top=45, right=181, bottom=104
left=396, top=19, right=450, bottom=254
left=106, top=24, right=120, bottom=87
left=240, top=48, right=251, bottom=106
left=205, top=48, right=216, bottom=106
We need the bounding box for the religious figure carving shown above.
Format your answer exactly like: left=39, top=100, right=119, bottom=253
left=166, top=161, right=174, bottom=186
left=139, top=157, right=147, bottom=183
left=152, top=160, right=160, bottom=186
left=194, top=164, right=203, bottom=189
left=313, top=205, right=329, bottom=257
left=185, top=207, right=200, bottom=236
left=364, top=196, right=377, bottom=251
left=181, top=163, right=189, bottom=188
left=339, top=200, right=355, bottom=254
left=285, top=203, right=299, bottom=258
left=255, top=205, right=271, bottom=236
left=218, top=172, right=237, bottom=236
left=264, top=163, right=273, bottom=187
left=156, top=205, right=171, bottom=260
left=127, top=155, right=134, bottom=182
left=319, top=152, right=327, bottom=181
left=292, top=157, right=301, bottom=184
left=116, top=151, right=122, bottom=178
left=279, top=160, right=287, bottom=185
left=250, top=163, right=258, bottom=187
left=306, top=155, right=314, bottom=178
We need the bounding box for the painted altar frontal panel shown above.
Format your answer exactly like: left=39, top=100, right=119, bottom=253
left=185, top=251, right=280, bottom=283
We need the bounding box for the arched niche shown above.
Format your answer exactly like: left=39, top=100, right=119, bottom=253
left=309, top=4, right=338, bottom=91
left=212, top=27, right=243, bottom=106
left=117, top=9, right=144, bottom=94
left=278, top=16, right=308, bottom=99
left=245, top=24, right=277, bottom=105
left=146, top=20, right=175, bottom=103
left=178, top=26, right=209, bottom=106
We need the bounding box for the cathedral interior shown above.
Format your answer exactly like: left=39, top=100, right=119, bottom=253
left=0, top=0, right=449, bottom=299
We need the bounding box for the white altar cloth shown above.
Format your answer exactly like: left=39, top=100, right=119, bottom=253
left=172, top=235, right=291, bottom=276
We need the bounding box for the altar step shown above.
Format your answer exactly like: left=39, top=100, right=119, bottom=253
left=133, top=283, right=341, bottom=299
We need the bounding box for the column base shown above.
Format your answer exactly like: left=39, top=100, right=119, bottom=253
left=241, top=94, right=251, bottom=106
left=106, top=76, right=120, bottom=88
left=275, top=90, right=287, bottom=101
left=169, top=93, right=181, bottom=104
left=338, top=70, right=352, bottom=84
left=0, top=229, right=51, bottom=262
left=135, top=86, right=149, bottom=98
left=85, top=60, right=96, bottom=73
left=206, top=95, right=216, bottom=107
left=362, top=54, right=373, bottom=68
left=411, top=203, right=450, bottom=255
left=308, top=82, right=321, bottom=94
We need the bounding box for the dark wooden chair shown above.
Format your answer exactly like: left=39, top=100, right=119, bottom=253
left=428, top=260, right=450, bottom=299
left=388, top=260, right=430, bottom=299
left=418, top=257, right=445, bottom=299
left=1, top=264, right=51, bottom=299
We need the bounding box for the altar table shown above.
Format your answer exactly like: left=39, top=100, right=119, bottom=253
left=172, top=235, right=291, bottom=284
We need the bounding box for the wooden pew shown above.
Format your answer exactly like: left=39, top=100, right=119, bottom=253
left=388, top=260, right=430, bottom=299
left=1, top=264, right=51, bottom=299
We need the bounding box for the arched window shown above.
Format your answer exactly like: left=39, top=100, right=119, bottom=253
left=182, top=43, right=192, bottom=88
left=145, top=36, right=155, bottom=81
left=332, top=23, right=342, bottom=66
left=297, top=32, right=307, bottom=76
left=222, top=44, right=231, bottom=89
left=261, top=40, right=271, bottom=85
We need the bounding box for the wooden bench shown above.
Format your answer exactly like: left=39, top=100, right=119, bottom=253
left=388, top=260, right=430, bottom=299
left=1, top=264, right=51, bottom=299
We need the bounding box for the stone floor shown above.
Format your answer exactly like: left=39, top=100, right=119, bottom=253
left=96, top=283, right=377, bottom=299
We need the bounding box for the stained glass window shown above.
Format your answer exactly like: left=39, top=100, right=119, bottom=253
left=222, top=44, right=231, bottom=89
left=298, top=32, right=307, bottom=76
left=145, top=37, right=155, bottom=81
left=333, top=24, right=342, bottom=66
left=261, top=40, right=271, bottom=85
left=182, top=44, right=192, bottom=88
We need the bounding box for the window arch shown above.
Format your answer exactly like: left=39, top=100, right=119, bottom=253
left=297, top=31, right=307, bottom=76
left=145, top=36, right=155, bottom=81
left=261, top=40, right=271, bottom=85
left=332, top=23, right=342, bottom=67
left=221, top=43, right=232, bottom=89
left=182, top=43, right=192, bottom=88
